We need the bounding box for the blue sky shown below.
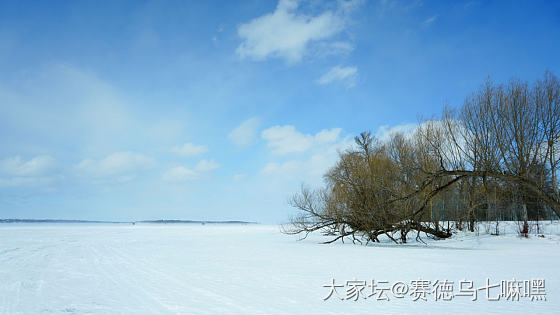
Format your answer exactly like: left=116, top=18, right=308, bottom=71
left=1, top=0, right=559, bottom=223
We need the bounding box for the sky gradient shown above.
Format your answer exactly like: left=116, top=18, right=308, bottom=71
left=1, top=0, right=560, bottom=223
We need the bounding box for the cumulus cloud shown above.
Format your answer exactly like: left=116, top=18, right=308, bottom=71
left=260, top=125, right=351, bottom=185
left=317, top=65, right=358, bottom=87
left=236, top=0, right=358, bottom=63
left=228, top=117, right=260, bottom=148
left=374, top=120, right=459, bottom=144
left=260, top=121, right=438, bottom=185
left=0, top=155, right=55, bottom=177
left=76, top=151, right=155, bottom=182
left=194, top=159, right=220, bottom=172
left=374, top=122, right=418, bottom=142
left=163, top=159, right=220, bottom=182
left=0, top=155, right=58, bottom=187
left=257, top=121, right=435, bottom=188
left=261, top=125, right=341, bottom=155
left=261, top=152, right=336, bottom=179
left=262, top=125, right=314, bottom=154
left=171, top=142, right=208, bottom=157
left=315, top=128, right=343, bottom=143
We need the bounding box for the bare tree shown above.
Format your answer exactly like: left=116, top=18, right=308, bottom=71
left=284, top=72, right=560, bottom=244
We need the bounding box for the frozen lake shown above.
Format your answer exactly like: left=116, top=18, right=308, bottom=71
left=0, top=223, right=558, bottom=314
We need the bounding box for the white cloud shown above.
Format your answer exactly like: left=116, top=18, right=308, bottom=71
left=233, top=173, right=247, bottom=182
left=374, top=123, right=418, bottom=142
left=259, top=121, right=458, bottom=188
left=261, top=125, right=341, bottom=155
left=261, top=161, right=302, bottom=176
left=163, top=159, right=220, bottom=182
left=236, top=0, right=356, bottom=63
left=0, top=155, right=58, bottom=187
left=228, top=117, right=260, bottom=148
left=315, top=128, right=342, bottom=143
left=261, top=125, right=314, bottom=154
left=194, top=159, right=220, bottom=172
left=314, top=41, right=355, bottom=58
left=162, top=166, right=198, bottom=182
left=261, top=152, right=336, bottom=179
left=76, top=151, right=155, bottom=182
left=230, top=125, right=353, bottom=221
left=0, top=176, right=58, bottom=187
left=422, top=15, right=438, bottom=27
left=374, top=120, right=459, bottom=144
left=260, top=121, right=446, bottom=186
left=0, top=155, right=55, bottom=177
left=260, top=126, right=351, bottom=186
left=317, top=65, right=358, bottom=87
left=171, top=142, right=208, bottom=157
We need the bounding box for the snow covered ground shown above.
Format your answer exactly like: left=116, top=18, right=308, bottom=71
left=0, top=222, right=558, bottom=314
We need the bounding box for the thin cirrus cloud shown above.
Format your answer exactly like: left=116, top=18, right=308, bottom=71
left=422, top=15, right=438, bottom=27
left=0, top=64, right=135, bottom=150
left=228, top=117, right=260, bottom=148
left=236, top=0, right=357, bottom=64
left=170, top=142, right=208, bottom=157
left=317, top=65, right=358, bottom=87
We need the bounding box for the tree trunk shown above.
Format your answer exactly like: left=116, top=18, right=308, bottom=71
left=410, top=222, right=452, bottom=239
left=521, top=203, right=529, bottom=237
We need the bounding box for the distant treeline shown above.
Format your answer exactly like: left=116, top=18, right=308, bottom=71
left=0, top=219, right=257, bottom=224
left=138, top=220, right=257, bottom=224
left=0, top=219, right=127, bottom=224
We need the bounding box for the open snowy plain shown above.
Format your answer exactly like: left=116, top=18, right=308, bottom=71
left=0, top=222, right=558, bottom=314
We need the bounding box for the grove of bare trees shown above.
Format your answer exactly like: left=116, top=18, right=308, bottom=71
left=284, top=71, right=560, bottom=244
